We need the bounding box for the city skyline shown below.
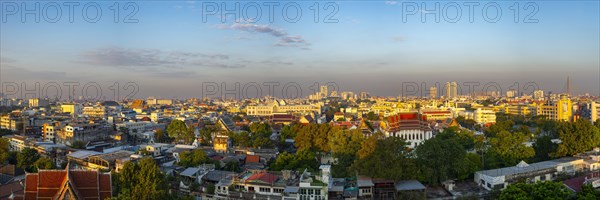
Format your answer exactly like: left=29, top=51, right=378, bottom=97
left=1, top=1, right=599, bottom=98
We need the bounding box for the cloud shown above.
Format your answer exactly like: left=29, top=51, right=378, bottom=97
left=218, top=23, right=310, bottom=49
left=226, top=23, right=287, bottom=37
left=1, top=56, right=16, bottom=63
left=1, top=65, right=68, bottom=81
left=391, top=36, right=405, bottom=42
left=80, top=47, right=234, bottom=69
left=151, top=71, right=199, bottom=78
left=385, top=1, right=398, bottom=5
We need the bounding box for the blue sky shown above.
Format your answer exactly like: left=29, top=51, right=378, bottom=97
left=1, top=1, right=599, bottom=98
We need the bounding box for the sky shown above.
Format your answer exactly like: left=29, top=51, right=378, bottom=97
left=0, top=0, right=599, bottom=99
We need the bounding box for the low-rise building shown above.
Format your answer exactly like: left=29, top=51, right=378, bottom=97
left=474, top=157, right=586, bottom=190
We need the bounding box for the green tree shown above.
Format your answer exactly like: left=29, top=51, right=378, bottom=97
left=270, top=149, right=319, bottom=172
left=249, top=122, right=271, bottom=135
left=33, top=157, right=56, bottom=171
left=153, top=129, right=169, bottom=143
left=351, top=137, right=417, bottom=181
left=489, top=131, right=534, bottom=166
left=167, top=120, right=194, bottom=144
left=499, top=181, right=571, bottom=200
left=556, top=119, right=600, bottom=157
left=70, top=140, right=86, bottom=149
left=366, top=111, right=378, bottom=120
left=206, top=183, right=216, bottom=194
left=294, top=124, right=335, bottom=153
left=499, top=183, right=532, bottom=200
left=252, top=137, right=273, bottom=149
left=114, top=158, right=168, bottom=200
left=199, top=126, right=217, bottom=145
left=17, top=148, right=40, bottom=172
left=533, top=135, right=558, bottom=162
left=279, top=125, right=299, bottom=143
left=229, top=131, right=252, bottom=147
left=178, top=149, right=209, bottom=167
left=415, top=135, right=467, bottom=184
left=577, top=184, right=600, bottom=200
left=223, top=161, right=241, bottom=172
left=0, top=138, right=9, bottom=164
left=328, top=128, right=364, bottom=155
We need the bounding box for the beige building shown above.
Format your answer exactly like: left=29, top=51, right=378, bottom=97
left=83, top=106, right=107, bottom=118
left=56, top=123, right=111, bottom=144
left=28, top=98, right=49, bottom=107
left=246, top=100, right=321, bottom=116
left=0, top=114, right=19, bottom=131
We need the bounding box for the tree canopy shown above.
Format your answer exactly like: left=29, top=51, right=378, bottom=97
left=351, top=137, right=417, bottom=181
left=178, top=149, right=211, bottom=168
left=167, top=120, right=195, bottom=144
left=499, top=182, right=571, bottom=200
left=112, top=158, right=169, bottom=200
left=555, top=119, right=600, bottom=157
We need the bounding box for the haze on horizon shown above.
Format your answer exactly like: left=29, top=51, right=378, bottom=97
left=1, top=1, right=599, bottom=99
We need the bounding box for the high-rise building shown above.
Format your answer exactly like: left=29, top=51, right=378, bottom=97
left=429, top=86, right=437, bottom=99
left=506, top=90, right=517, bottom=98
left=360, top=92, right=369, bottom=99
left=444, top=82, right=458, bottom=99
left=28, top=98, right=49, bottom=107
left=534, top=90, right=544, bottom=99
left=538, top=94, right=573, bottom=121
left=320, top=85, right=328, bottom=98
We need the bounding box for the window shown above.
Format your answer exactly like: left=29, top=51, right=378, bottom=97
left=259, top=187, right=271, bottom=193
left=274, top=188, right=284, bottom=193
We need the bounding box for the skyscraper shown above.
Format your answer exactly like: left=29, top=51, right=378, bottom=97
left=445, top=82, right=458, bottom=99
left=534, top=90, right=544, bottom=99
left=429, top=86, right=437, bottom=99
left=320, top=85, right=328, bottom=98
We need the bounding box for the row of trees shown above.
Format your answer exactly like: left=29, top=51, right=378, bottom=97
left=482, top=114, right=600, bottom=169
left=498, top=181, right=600, bottom=200
left=228, top=123, right=273, bottom=149
left=1, top=139, right=55, bottom=172
left=270, top=124, right=484, bottom=184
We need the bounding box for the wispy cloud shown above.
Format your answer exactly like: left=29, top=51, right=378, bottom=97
left=391, top=36, right=405, bottom=42
left=1, top=56, right=16, bottom=64
left=1, top=65, right=68, bottom=80
left=218, top=23, right=310, bottom=49
left=385, top=1, right=398, bottom=5
left=80, top=47, right=237, bottom=69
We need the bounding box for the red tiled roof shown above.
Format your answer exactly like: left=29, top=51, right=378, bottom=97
left=246, top=155, right=260, bottom=163
left=386, top=113, right=431, bottom=132
left=247, top=172, right=278, bottom=184
left=0, top=181, right=23, bottom=199
left=23, top=169, right=112, bottom=200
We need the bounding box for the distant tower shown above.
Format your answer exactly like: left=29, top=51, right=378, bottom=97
left=320, top=85, right=328, bottom=98
left=445, top=82, right=458, bottom=99
left=567, top=76, right=571, bottom=96
left=534, top=90, right=544, bottom=100
left=429, top=86, right=437, bottom=99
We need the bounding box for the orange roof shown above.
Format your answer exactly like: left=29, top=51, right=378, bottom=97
left=247, top=172, right=278, bottom=184
left=246, top=155, right=260, bottom=163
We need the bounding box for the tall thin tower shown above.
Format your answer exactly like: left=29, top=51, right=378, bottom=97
left=567, top=76, right=571, bottom=96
